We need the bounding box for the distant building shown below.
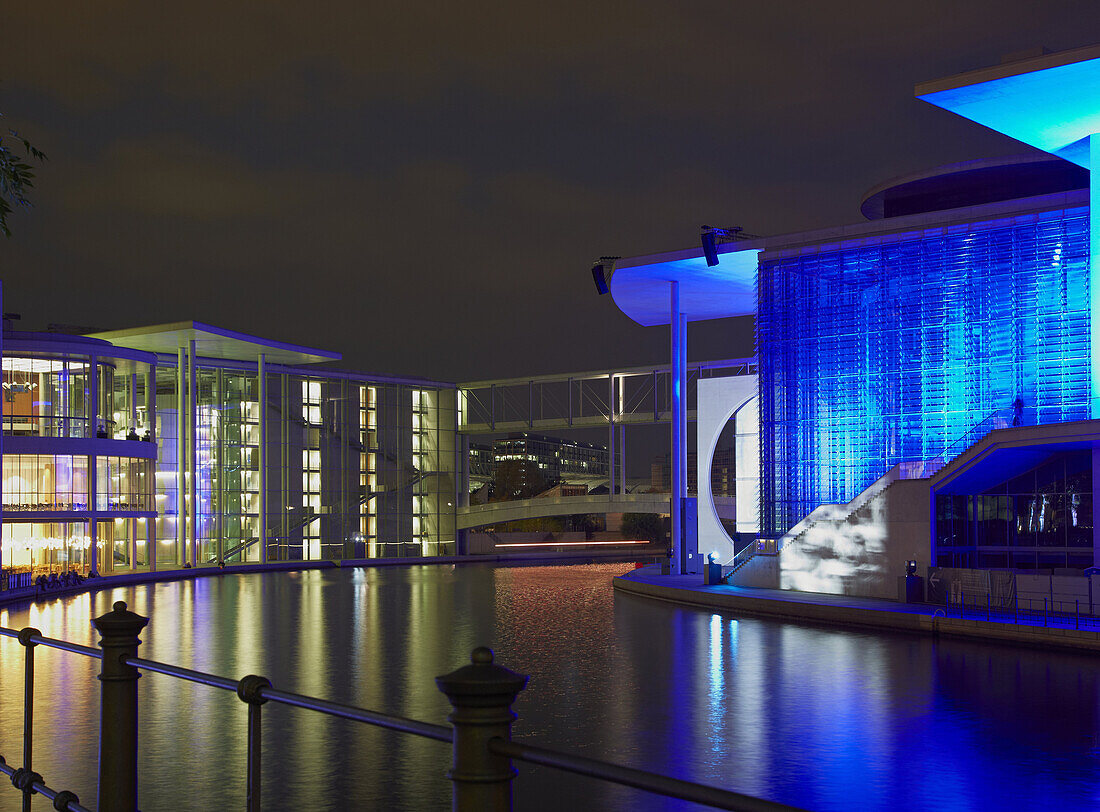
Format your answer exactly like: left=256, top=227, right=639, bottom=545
left=651, top=449, right=735, bottom=497
left=468, top=443, right=494, bottom=479
left=484, top=433, right=608, bottom=482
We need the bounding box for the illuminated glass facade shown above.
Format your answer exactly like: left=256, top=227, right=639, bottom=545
left=934, top=451, right=1093, bottom=571
left=759, top=206, right=1092, bottom=536
left=0, top=325, right=458, bottom=583
left=0, top=333, right=159, bottom=578
left=154, top=367, right=457, bottom=565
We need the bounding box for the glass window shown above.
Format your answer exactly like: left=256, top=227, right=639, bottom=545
left=1, top=358, right=122, bottom=438
left=3, top=454, right=90, bottom=511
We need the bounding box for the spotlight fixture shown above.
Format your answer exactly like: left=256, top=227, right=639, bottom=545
left=591, top=256, right=619, bottom=295
left=700, top=225, right=758, bottom=266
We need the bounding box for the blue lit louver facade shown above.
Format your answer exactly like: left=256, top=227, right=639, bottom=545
left=758, top=207, right=1092, bottom=537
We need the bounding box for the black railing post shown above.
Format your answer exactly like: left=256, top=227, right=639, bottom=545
left=17, top=627, right=40, bottom=812
left=236, top=675, right=271, bottom=812
left=92, top=601, right=149, bottom=812
left=436, top=648, right=528, bottom=811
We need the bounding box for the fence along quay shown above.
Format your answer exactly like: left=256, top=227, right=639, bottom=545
left=1, top=601, right=802, bottom=812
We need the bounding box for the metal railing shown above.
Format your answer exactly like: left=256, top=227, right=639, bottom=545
left=722, top=537, right=783, bottom=578
left=943, top=592, right=1100, bottom=631
left=2, top=570, right=34, bottom=592
left=0, top=602, right=803, bottom=812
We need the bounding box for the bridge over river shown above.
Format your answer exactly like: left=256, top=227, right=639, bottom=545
left=457, top=493, right=673, bottom=530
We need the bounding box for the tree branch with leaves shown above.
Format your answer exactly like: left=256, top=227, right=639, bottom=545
left=0, top=113, right=46, bottom=237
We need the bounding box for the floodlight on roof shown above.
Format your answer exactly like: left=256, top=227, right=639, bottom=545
left=591, top=256, right=619, bottom=295
left=700, top=226, right=756, bottom=266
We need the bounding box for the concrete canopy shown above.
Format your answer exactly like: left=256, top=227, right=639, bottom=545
left=88, top=321, right=341, bottom=365
left=609, top=247, right=759, bottom=327
left=916, top=44, right=1100, bottom=167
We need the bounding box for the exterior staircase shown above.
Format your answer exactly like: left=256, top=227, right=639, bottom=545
left=723, top=404, right=1015, bottom=583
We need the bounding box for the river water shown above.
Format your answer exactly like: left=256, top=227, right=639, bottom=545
left=0, top=563, right=1098, bottom=811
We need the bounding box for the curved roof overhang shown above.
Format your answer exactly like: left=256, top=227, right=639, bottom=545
left=916, top=44, right=1100, bottom=167
left=4, top=332, right=158, bottom=371
left=609, top=246, right=759, bottom=327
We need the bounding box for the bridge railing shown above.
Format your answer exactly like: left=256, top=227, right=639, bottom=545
left=0, top=602, right=803, bottom=812
left=458, top=357, right=757, bottom=433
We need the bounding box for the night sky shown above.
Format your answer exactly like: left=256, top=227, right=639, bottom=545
left=3, top=2, right=1100, bottom=383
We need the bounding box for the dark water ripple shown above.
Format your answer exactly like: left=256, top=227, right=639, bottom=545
left=1, top=563, right=1098, bottom=811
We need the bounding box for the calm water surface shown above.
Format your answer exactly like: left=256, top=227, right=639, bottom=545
left=1, top=563, right=1098, bottom=811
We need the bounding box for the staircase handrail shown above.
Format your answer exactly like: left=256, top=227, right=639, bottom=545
left=726, top=404, right=1025, bottom=576
left=903, top=404, right=1018, bottom=480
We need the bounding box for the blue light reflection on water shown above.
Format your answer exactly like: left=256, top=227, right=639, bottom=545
left=0, top=564, right=1099, bottom=811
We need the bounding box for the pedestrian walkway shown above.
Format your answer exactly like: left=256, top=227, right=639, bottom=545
left=614, top=565, right=1100, bottom=652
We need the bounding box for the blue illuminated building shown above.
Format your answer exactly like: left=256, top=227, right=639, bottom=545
left=759, top=200, right=1091, bottom=537
left=607, top=44, right=1100, bottom=597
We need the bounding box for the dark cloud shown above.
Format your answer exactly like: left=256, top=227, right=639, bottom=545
left=2, top=0, right=1099, bottom=382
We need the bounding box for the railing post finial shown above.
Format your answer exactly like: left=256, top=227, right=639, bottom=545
left=436, top=647, right=528, bottom=812
left=93, top=600, right=148, bottom=812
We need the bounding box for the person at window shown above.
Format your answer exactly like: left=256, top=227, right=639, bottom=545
left=126, top=426, right=139, bottom=441
left=1012, top=396, right=1025, bottom=427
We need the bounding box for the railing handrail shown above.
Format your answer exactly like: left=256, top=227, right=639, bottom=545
left=122, top=655, right=455, bottom=742
left=0, top=754, right=91, bottom=812
left=0, top=618, right=800, bottom=811
left=901, top=403, right=1020, bottom=482
left=256, top=685, right=454, bottom=743
left=125, top=656, right=238, bottom=691
left=489, top=737, right=802, bottom=812
left=0, top=627, right=103, bottom=659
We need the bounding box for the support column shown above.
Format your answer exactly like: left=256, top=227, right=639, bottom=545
left=146, top=364, right=156, bottom=442
left=38, top=373, right=46, bottom=437
left=678, top=309, right=688, bottom=572
left=145, top=363, right=157, bottom=571
left=61, top=362, right=70, bottom=439
left=258, top=354, right=268, bottom=564
left=130, top=372, right=138, bottom=434
left=188, top=340, right=197, bottom=567
left=215, top=367, right=224, bottom=565
left=619, top=424, right=626, bottom=495
left=89, top=354, right=99, bottom=575
left=608, top=374, right=615, bottom=499
left=670, top=281, right=683, bottom=575
left=281, top=374, right=289, bottom=560
left=459, top=434, right=470, bottom=509
left=456, top=433, right=469, bottom=556
left=147, top=516, right=156, bottom=573
left=1092, top=134, right=1100, bottom=418
left=1094, top=447, right=1100, bottom=569
left=176, top=348, right=185, bottom=567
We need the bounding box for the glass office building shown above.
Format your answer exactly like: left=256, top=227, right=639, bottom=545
left=1, top=322, right=456, bottom=578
